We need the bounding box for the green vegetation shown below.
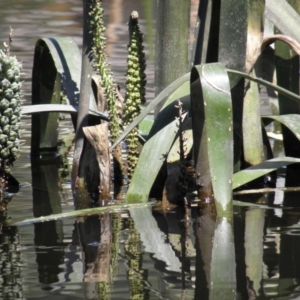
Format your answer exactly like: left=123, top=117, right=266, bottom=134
left=0, top=29, right=21, bottom=170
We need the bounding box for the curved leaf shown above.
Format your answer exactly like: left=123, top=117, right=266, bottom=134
left=262, top=34, right=300, bottom=55
left=125, top=114, right=186, bottom=203
left=263, top=114, right=300, bottom=141
left=110, top=72, right=190, bottom=150
left=265, top=0, right=300, bottom=44
left=232, top=157, right=300, bottom=189
left=31, top=37, right=96, bottom=153
left=191, top=63, right=233, bottom=216
left=227, top=69, right=300, bottom=103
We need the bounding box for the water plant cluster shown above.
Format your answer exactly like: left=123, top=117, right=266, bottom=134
left=2, top=0, right=300, bottom=220
left=1, top=1, right=300, bottom=299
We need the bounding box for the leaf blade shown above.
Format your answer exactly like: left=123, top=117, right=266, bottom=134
left=232, top=157, right=300, bottom=189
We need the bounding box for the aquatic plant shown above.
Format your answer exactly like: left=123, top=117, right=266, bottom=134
left=175, top=99, right=189, bottom=201
left=124, top=11, right=147, bottom=181
left=90, top=0, right=124, bottom=198
left=14, top=0, right=300, bottom=218
left=90, top=0, right=120, bottom=143
left=111, top=0, right=300, bottom=218
left=0, top=28, right=21, bottom=170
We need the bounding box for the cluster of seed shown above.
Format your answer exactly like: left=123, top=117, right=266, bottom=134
left=90, top=0, right=120, bottom=142
left=124, top=11, right=147, bottom=120
left=124, top=11, right=147, bottom=180
left=0, top=49, right=22, bottom=168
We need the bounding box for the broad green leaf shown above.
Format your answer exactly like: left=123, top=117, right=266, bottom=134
left=263, top=115, right=300, bottom=141
left=125, top=115, right=185, bottom=203
left=227, top=69, right=300, bottom=103
left=32, top=37, right=96, bottom=108
left=243, top=70, right=264, bottom=165
left=232, top=157, right=300, bottom=189
left=274, top=1, right=300, bottom=158
left=31, top=37, right=95, bottom=152
left=191, top=63, right=233, bottom=216
left=138, top=114, right=154, bottom=137
left=110, top=72, right=190, bottom=150
left=265, top=0, right=300, bottom=44
left=167, top=126, right=193, bottom=164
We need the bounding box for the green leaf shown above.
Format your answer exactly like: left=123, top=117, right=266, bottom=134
left=138, top=114, right=154, bottom=137
left=232, top=157, right=300, bottom=189
left=21, top=104, right=108, bottom=120
left=265, top=0, right=300, bottom=44
left=191, top=63, right=233, bottom=216
left=263, top=114, right=300, bottom=141
left=33, top=37, right=94, bottom=108
left=125, top=115, right=185, bottom=203
left=167, top=125, right=193, bottom=164
left=110, top=72, right=190, bottom=150
left=243, top=70, right=264, bottom=165
left=12, top=202, right=155, bottom=226
left=227, top=69, right=300, bottom=103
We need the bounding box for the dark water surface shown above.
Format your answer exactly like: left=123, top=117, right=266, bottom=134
left=0, top=1, right=300, bottom=300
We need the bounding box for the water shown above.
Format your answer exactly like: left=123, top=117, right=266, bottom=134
left=0, top=1, right=300, bottom=299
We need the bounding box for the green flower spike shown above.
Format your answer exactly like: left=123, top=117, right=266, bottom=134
left=90, top=0, right=120, bottom=142
left=90, top=0, right=124, bottom=198
left=124, top=11, right=147, bottom=181
left=0, top=29, right=22, bottom=170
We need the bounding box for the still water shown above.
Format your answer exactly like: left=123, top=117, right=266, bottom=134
left=0, top=1, right=300, bottom=299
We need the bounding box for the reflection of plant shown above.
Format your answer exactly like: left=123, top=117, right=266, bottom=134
left=0, top=28, right=22, bottom=170
left=124, top=217, right=148, bottom=299
left=0, top=226, right=23, bottom=299
left=110, top=212, right=121, bottom=280
left=96, top=212, right=121, bottom=299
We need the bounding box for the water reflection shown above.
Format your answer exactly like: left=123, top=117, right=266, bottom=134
left=0, top=226, right=23, bottom=299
